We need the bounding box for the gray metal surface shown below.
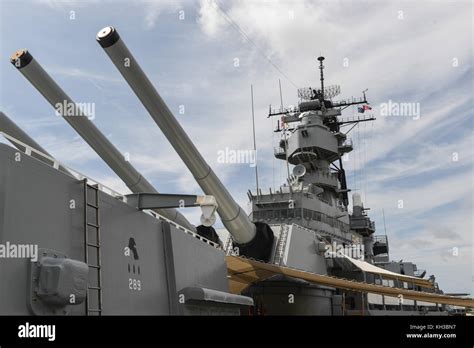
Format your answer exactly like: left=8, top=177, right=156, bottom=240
left=178, top=287, right=254, bottom=305
left=10, top=51, right=194, bottom=232
left=29, top=249, right=88, bottom=315
left=243, top=278, right=334, bottom=315
left=125, top=193, right=199, bottom=209
left=280, top=224, right=329, bottom=275
left=96, top=27, right=256, bottom=245
left=0, top=143, right=246, bottom=315
left=177, top=287, right=253, bottom=316
left=168, top=224, right=229, bottom=293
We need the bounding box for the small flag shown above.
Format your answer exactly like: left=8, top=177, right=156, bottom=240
left=357, top=107, right=365, bottom=113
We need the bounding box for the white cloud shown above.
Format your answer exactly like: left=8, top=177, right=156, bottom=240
left=386, top=200, right=473, bottom=293
left=92, top=174, right=131, bottom=195
left=142, top=0, right=183, bottom=29
left=33, top=133, right=97, bottom=164
left=365, top=132, right=472, bottom=185
left=48, top=67, right=122, bottom=83
left=197, top=0, right=227, bottom=37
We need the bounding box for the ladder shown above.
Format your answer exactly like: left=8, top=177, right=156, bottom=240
left=274, top=224, right=289, bottom=265
left=83, top=179, right=103, bottom=315
left=224, top=236, right=233, bottom=254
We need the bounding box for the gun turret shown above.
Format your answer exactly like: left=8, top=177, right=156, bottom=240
left=10, top=49, right=195, bottom=232
left=96, top=26, right=274, bottom=261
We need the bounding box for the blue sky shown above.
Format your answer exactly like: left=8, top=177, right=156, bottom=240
left=1, top=0, right=472, bottom=294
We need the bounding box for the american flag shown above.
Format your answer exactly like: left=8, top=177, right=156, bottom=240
left=358, top=104, right=372, bottom=113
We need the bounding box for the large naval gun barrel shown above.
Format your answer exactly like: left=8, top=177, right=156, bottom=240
left=10, top=49, right=195, bottom=232
left=96, top=26, right=274, bottom=260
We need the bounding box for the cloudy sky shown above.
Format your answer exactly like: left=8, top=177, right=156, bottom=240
left=0, top=0, right=472, bottom=294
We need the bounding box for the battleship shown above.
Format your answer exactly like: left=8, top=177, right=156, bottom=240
left=1, top=26, right=472, bottom=316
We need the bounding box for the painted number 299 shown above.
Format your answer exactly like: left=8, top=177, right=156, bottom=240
left=129, top=278, right=141, bottom=291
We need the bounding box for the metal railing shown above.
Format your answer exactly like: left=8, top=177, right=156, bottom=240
left=1, top=131, right=221, bottom=250
left=1, top=131, right=124, bottom=199
left=274, top=147, right=286, bottom=157
left=340, top=138, right=353, bottom=148
left=374, top=235, right=388, bottom=244
left=252, top=208, right=350, bottom=233
left=414, top=269, right=426, bottom=278
left=274, top=224, right=290, bottom=265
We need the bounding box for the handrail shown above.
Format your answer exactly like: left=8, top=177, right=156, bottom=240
left=1, top=131, right=221, bottom=250
left=1, top=131, right=124, bottom=198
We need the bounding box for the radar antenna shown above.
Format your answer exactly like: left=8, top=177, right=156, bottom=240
left=317, top=56, right=325, bottom=101
left=324, top=85, right=341, bottom=99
